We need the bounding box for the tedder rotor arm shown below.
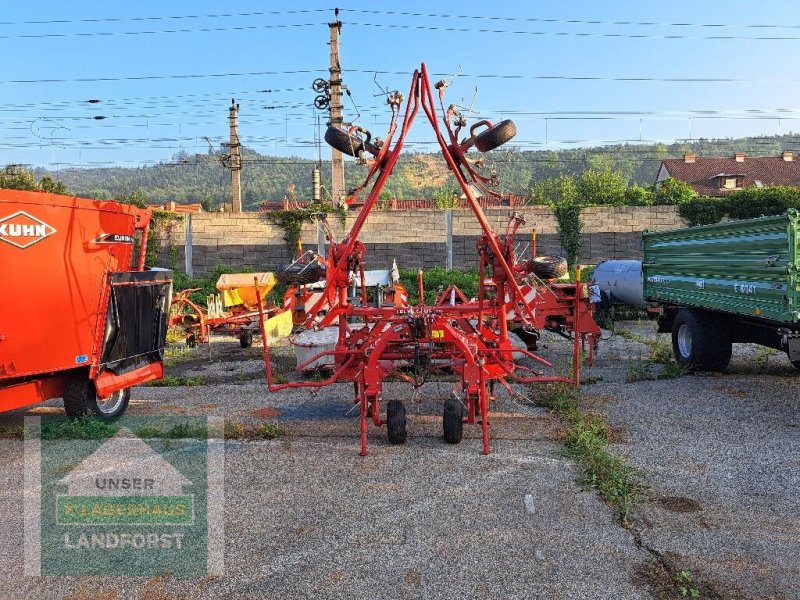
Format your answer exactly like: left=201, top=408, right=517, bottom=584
left=416, top=63, right=537, bottom=326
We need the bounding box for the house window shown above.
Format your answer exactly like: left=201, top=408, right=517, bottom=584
left=720, top=176, right=743, bottom=190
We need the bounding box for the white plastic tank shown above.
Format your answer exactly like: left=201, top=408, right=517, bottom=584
left=592, top=260, right=645, bottom=308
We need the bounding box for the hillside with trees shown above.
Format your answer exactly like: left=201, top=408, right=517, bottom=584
left=26, top=133, right=800, bottom=209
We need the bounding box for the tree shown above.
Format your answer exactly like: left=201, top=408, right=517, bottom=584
left=117, top=188, right=149, bottom=208
left=528, top=174, right=578, bottom=205
left=0, top=165, right=69, bottom=194
left=624, top=185, right=654, bottom=206
left=653, top=177, right=697, bottom=205
left=576, top=169, right=628, bottom=206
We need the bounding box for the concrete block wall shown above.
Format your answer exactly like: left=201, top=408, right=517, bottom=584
left=153, top=206, right=686, bottom=275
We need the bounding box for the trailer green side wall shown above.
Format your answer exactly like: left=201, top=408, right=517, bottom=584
left=642, top=210, right=800, bottom=324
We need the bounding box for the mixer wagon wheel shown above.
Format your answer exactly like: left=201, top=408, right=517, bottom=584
left=529, top=256, right=568, bottom=280
left=63, top=372, right=130, bottom=421
left=474, top=119, right=517, bottom=152
left=386, top=400, right=407, bottom=444
left=324, top=126, right=365, bottom=157
left=276, top=264, right=323, bottom=285
left=443, top=397, right=463, bottom=444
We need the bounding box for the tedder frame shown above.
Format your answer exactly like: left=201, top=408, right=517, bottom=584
left=256, top=64, right=600, bottom=456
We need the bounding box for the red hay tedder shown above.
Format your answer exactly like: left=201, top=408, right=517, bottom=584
left=257, top=64, right=600, bottom=456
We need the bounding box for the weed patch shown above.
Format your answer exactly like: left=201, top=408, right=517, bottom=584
left=0, top=425, right=24, bottom=439
left=40, top=417, right=119, bottom=440
left=223, top=419, right=284, bottom=440
left=528, top=383, right=639, bottom=523
left=146, top=374, right=206, bottom=387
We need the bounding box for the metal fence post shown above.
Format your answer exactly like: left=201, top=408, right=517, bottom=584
left=445, top=209, right=453, bottom=271
left=184, top=213, right=193, bottom=277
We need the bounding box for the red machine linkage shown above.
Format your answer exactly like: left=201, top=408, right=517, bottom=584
left=257, top=64, right=601, bottom=456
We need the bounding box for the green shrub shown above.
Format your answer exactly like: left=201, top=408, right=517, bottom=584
left=725, top=186, right=800, bottom=220
left=677, top=197, right=729, bottom=226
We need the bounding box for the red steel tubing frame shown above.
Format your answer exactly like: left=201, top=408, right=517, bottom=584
left=255, top=64, right=596, bottom=455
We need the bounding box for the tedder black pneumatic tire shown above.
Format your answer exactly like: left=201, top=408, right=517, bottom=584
left=443, top=397, right=464, bottom=444
left=671, top=309, right=732, bottom=372
left=528, top=256, right=569, bottom=280
left=239, top=329, right=254, bottom=348
left=63, top=371, right=130, bottom=421
left=324, top=126, right=364, bottom=157
left=276, top=264, right=323, bottom=285
left=386, top=400, right=407, bottom=444
left=474, top=119, right=517, bottom=152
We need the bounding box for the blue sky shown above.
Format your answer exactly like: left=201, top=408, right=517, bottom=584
left=1, top=0, right=799, bottom=169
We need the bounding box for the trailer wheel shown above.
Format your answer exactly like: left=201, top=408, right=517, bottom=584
left=324, top=126, right=364, bottom=157
left=239, top=329, right=254, bottom=348
left=443, top=397, right=463, bottom=444
left=474, top=119, right=517, bottom=152
left=276, top=264, right=323, bottom=285
left=63, top=372, right=130, bottom=421
left=386, top=400, right=407, bottom=444
left=671, top=309, right=732, bottom=372
left=528, top=256, right=568, bottom=280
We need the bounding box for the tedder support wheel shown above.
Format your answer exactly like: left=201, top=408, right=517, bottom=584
left=324, top=126, right=364, bottom=157
left=276, top=264, right=323, bottom=285
left=443, top=397, right=463, bottom=444
left=186, top=333, right=196, bottom=347
left=386, top=400, right=407, bottom=444
left=671, top=309, right=732, bottom=372
left=63, top=371, right=130, bottom=421
left=474, top=119, right=517, bottom=152
left=239, top=329, right=254, bottom=348
left=528, top=256, right=568, bottom=280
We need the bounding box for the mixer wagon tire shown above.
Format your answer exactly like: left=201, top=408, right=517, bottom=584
left=324, top=126, right=364, bottom=157
left=276, top=264, right=322, bottom=285
left=671, top=309, right=732, bottom=372
left=386, top=400, right=407, bottom=444
left=474, top=119, right=517, bottom=152
left=239, top=329, right=253, bottom=348
left=64, top=372, right=130, bottom=421
left=443, top=397, right=463, bottom=444
left=529, top=256, right=568, bottom=280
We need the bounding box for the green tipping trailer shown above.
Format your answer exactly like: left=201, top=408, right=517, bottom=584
left=643, top=210, right=800, bottom=371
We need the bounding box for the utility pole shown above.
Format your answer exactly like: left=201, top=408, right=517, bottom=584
left=226, top=99, right=242, bottom=213
left=328, top=9, right=344, bottom=204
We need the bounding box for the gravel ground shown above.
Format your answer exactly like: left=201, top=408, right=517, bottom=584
left=0, top=321, right=797, bottom=598
left=582, top=320, right=800, bottom=599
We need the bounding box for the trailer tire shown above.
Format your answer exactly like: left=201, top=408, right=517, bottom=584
left=239, top=329, right=253, bottom=348
left=474, top=119, right=517, bottom=152
left=63, top=372, right=130, bottom=421
left=324, top=126, right=364, bottom=157
left=386, top=400, right=407, bottom=444
left=276, top=264, right=323, bottom=285
left=443, top=397, right=463, bottom=444
left=528, top=256, right=568, bottom=280
left=671, top=309, right=732, bottom=372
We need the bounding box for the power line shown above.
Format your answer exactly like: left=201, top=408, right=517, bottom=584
left=344, top=9, right=800, bottom=31
left=0, top=69, right=322, bottom=85
left=0, top=22, right=324, bottom=40
left=346, top=21, right=800, bottom=41
left=0, top=9, right=329, bottom=26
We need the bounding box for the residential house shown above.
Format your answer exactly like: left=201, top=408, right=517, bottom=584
left=656, top=151, right=800, bottom=197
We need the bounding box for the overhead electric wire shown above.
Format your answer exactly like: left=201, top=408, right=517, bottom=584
left=345, top=21, right=800, bottom=41
left=0, top=22, right=324, bottom=40
left=344, top=9, right=800, bottom=31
